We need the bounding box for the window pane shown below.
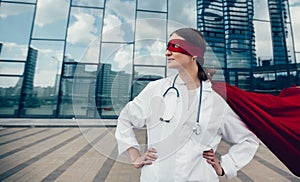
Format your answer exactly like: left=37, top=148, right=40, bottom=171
left=32, top=0, right=70, bottom=39
left=63, top=63, right=98, bottom=78
left=138, top=0, right=167, bottom=12
left=0, top=77, right=22, bottom=116
left=169, top=0, right=197, bottom=28
left=20, top=40, right=64, bottom=116
left=65, top=7, right=103, bottom=63
left=290, top=3, right=300, bottom=52
left=72, top=0, right=104, bottom=7
left=0, top=62, right=24, bottom=75
left=98, top=43, right=133, bottom=118
left=136, top=12, right=167, bottom=40
left=134, top=66, right=165, bottom=79
left=102, top=0, right=135, bottom=42
left=60, top=78, right=97, bottom=117
left=3, top=0, right=36, bottom=3
left=132, top=69, right=164, bottom=98
left=0, top=3, right=35, bottom=60
left=254, top=21, right=273, bottom=65
left=253, top=0, right=270, bottom=21
left=134, top=40, right=166, bottom=66
left=97, top=64, right=132, bottom=118
left=100, top=43, right=133, bottom=73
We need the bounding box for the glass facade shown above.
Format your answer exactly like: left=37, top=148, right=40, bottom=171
left=197, top=0, right=299, bottom=92
left=0, top=0, right=299, bottom=118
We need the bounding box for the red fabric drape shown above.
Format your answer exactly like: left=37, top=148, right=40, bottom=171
left=212, top=82, right=300, bottom=177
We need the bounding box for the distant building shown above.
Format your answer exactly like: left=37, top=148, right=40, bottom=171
left=18, top=47, right=38, bottom=115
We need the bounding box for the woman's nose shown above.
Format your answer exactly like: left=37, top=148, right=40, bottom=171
left=165, top=49, right=172, bottom=57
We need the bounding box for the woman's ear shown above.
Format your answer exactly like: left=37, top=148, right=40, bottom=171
left=192, top=56, right=197, bottom=61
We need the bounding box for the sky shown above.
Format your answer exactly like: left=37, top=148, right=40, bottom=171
left=0, top=0, right=300, bottom=88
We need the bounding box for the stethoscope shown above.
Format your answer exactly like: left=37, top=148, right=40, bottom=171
left=159, top=74, right=203, bottom=135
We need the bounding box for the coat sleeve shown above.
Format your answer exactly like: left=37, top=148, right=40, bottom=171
left=220, top=104, right=259, bottom=180
left=115, top=82, right=154, bottom=156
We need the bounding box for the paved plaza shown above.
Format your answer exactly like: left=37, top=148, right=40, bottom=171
left=0, top=119, right=299, bottom=182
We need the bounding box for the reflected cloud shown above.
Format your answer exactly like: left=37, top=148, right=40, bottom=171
left=68, top=13, right=98, bottom=44
left=102, top=14, right=126, bottom=42
left=0, top=3, right=32, bottom=19
left=106, top=0, right=136, bottom=21
left=169, top=0, right=196, bottom=28
left=35, top=0, right=69, bottom=27
left=0, top=42, right=28, bottom=60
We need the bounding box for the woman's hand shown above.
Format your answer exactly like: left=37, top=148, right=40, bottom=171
left=203, top=149, right=224, bottom=176
left=131, top=148, right=158, bottom=169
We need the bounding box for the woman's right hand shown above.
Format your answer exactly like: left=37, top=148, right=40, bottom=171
left=132, top=148, right=158, bottom=168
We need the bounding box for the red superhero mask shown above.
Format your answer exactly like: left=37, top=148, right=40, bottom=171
left=167, top=39, right=204, bottom=58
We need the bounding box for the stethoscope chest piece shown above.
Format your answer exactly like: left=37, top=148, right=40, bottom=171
left=193, top=123, right=201, bottom=135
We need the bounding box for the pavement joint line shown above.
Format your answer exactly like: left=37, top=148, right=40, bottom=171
left=237, top=170, right=254, bottom=182
left=41, top=129, right=109, bottom=181
left=254, top=156, right=300, bottom=181
left=0, top=128, right=50, bottom=145
left=92, top=145, right=118, bottom=182
left=0, top=128, right=92, bottom=181
left=0, top=128, right=30, bottom=137
left=0, top=128, right=71, bottom=159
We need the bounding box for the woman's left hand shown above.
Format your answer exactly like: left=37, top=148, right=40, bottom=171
left=203, top=149, right=224, bottom=176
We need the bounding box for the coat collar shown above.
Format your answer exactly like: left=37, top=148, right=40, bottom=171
left=168, top=74, right=212, bottom=94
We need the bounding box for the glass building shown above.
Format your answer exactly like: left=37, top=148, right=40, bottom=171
left=0, top=0, right=299, bottom=119
left=197, top=0, right=299, bottom=92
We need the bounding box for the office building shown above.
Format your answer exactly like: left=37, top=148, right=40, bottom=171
left=0, top=0, right=299, bottom=118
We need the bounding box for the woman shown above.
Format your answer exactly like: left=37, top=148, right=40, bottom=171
left=115, top=28, right=259, bottom=181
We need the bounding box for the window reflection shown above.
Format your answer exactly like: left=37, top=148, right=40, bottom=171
left=102, top=0, right=135, bottom=42
left=132, top=67, right=164, bottom=98
left=136, top=12, right=167, bottom=40
left=134, top=40, right=166, bottom=66
left=100, top=43, right=133, bottom=72
left=65, top=7, right=103, bottom=63
left=72, top=0, right=105, bottom=7
left=168, top=0, right=197, bottom=28
left=3, top=0, right=36, bottom=3
left=60, top=77, right=97, bottom=117
left=20, top=40, right=64, bottom=116
left=98, top=64, right=132, bottom=118
left=138, top=0, right=167, bottom=12
left=0, top=3, right=34, bottom=60
left=0, top=62, right=24, bottom=75
left=98, top=43, right=133, bottom=118
left=0, top=77, right=22, bottom=115
left=254, top=21, right=273, bottom=65
left=32, top=0, right=70, bottom=39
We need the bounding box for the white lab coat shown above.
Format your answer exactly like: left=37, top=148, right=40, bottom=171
left=115, top=75, right=259, bottom=182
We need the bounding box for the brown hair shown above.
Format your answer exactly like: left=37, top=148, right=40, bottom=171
left=171, top=28, right=208, bottom=81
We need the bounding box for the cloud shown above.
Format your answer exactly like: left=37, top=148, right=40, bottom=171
left=35, top=0, right=68, bottom=27
left=135, top=18, right=167, bottom=40
left=102, top=14, right=126, bottom=42
left=168, top=0, right=197, bottom=28
left=105, top=0, right=136, bottom=22
left=67, top=13, right=98, bottom=45
left=0, top=3, right=32, bottom=19
left=0, top=42, right=28, bottom=60
left=113, top=45, right=133, bottom=71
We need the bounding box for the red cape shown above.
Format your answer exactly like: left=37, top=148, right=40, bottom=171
left=212, top=82, right=300, bottom=177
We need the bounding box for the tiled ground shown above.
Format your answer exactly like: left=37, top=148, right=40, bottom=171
left=0, top=127, right=298, bottom=182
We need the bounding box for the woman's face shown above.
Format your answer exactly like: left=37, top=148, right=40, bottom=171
left=165, top=33, right=194, bottom=70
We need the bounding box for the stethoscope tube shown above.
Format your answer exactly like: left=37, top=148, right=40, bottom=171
left=160, top=74, right=203, bottom=135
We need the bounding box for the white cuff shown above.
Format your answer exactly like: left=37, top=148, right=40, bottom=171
left=221, top=154, right=237, bottom=180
